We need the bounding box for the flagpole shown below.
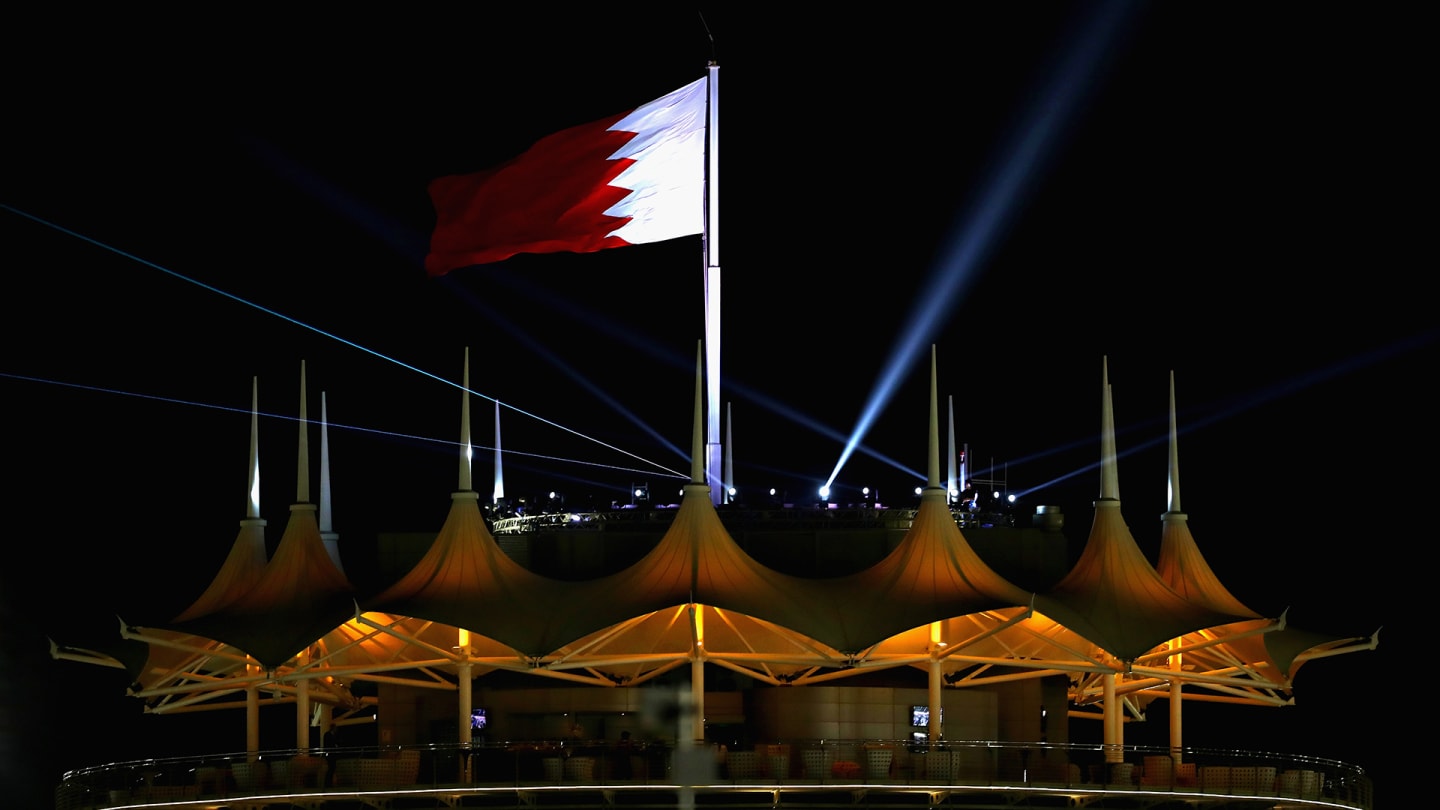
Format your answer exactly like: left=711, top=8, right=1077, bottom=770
left=704, top=60, right=723, bottom=505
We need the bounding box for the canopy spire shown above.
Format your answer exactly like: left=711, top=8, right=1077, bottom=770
left=296, top=360, right=310, bottom=504
left=928, top=345, right=941, bottom=489
left=460, top=347, right=473, bottom=492
left=692, top=340, right=705, bottom=485
left=723, top=402, right=734, bottom=503
left=1099, top=356, right=1119, bottom=501
left=493, top=399, right=505, bottom=504
left=320, top=389, right=343, bottom=573
left=319, top=391, right=332, bottom=531
left=247, top=376, right=260, bottom=518
left=1167, top=370, right=1181, bottom=513
left=946, top=394, right=957, bottom=502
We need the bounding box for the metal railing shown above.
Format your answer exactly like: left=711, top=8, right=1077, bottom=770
left=53, top=738, right=1372, bottom=809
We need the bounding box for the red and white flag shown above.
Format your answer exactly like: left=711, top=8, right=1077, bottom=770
left=426, top=78, right=707, bottom=277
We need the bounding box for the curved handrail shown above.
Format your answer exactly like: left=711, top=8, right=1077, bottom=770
left=53, top=738, right=1372, bottom=810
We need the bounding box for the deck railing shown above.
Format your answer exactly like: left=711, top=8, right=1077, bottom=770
left=53, top=738, right=1372, bottom=809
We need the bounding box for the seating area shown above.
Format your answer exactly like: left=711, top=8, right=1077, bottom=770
left=564, top=756, right=596, bottom=782
left=1139, top=755, right=1173, bottom=787
left=52, top=743, right=1369, bottom=810
left=862, top=745, right=894, bottom=780
left=719, top=744, right=796, bottom=781
left=724, top=749, right=758, bottom=779
left=269, top=754, right=326, bottom=789
left=332, top=748, right=422, bottom=790
left=765, top=743, right=792, bottom=780
left=801, top=747, right=833, bottom=779
left=1278, top=768, right=1323, bottom=799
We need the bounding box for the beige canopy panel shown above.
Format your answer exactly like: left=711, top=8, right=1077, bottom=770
left=363, top=489, right=605, bottom=658
left=50, top=348, right=1376, bottom=745
left=138, top=365, right=354, bottom=671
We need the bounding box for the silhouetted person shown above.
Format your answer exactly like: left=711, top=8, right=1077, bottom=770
left=322, top=725, right=341, bottom=786
left=614, top=731, right=635, bottom=779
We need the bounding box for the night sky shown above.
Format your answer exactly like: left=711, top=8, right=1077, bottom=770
left=3, top=5, right=1428, bottom=806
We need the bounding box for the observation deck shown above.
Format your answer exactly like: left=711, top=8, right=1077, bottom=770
left=55, top=739, right=1372, bottom=809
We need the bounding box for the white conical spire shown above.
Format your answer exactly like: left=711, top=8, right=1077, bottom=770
left=960, top=442, right=969, bottom=496
left=460, top=347, right=473, bottom=493
left=493, top=398, right=504, bottom=504
left=692, top=341, right=705, bottom=485
left=723, top=401, right=733, bottom=503
left=320, top=390, right=343, bottom=573
left=1166, top=370, right=1181, bottom=514
left=946, top=394, right=957, bottom=502
left=1099, top=356, right=1120, bottom=501
left=319, top=391, right=332, bottom=531
left=247, top=376, right=261, bottom=518
left=928, top=345, right=941, bottom=489
left=296, top=360, right=310, bottom=504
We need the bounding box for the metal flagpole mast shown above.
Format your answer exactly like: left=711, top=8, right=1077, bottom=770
left=704, top=60, right=723, bottom=505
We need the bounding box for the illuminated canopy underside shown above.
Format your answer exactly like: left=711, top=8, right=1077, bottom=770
left=55, top=353, right=1376, bottom=726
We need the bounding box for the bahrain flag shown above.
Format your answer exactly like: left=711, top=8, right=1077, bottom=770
left=426, top=77, right=706, bottom=276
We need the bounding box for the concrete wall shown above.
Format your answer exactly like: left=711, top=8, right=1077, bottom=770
left=377, top=674, right=1069, bottom=750
left=751, top=685, right=998, bottom=743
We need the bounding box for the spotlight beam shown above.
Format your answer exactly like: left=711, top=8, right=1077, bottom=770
left=821, top=3, right=1136, bottom=491
left=485, top=258, right=927, bottom=482
left=3, top=204, right=685, bottom=480
left=437, top=275, right=690, bottom=469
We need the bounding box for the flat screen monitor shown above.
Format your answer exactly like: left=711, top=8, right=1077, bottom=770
left=911, top=705, right=941, bottom=727
left=471, top=708, right=488, bottom=730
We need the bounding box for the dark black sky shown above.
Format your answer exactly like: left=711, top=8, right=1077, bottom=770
left=3, top=4, right=1429, bottom=805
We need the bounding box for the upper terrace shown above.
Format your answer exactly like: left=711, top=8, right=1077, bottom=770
left=56, top=738, right=1371, bottom=809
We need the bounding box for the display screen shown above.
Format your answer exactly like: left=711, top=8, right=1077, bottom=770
left=911, top=706, right=941, bottom=727
left=471, top=708, right=488, bottom=730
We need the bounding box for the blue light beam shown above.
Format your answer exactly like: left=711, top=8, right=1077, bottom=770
left=824, top=2, right=1138, bottom=492
left=2, top=203, right=686, bottom=481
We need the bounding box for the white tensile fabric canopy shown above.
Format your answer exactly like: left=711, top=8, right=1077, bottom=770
left=52, top=348, right=1377, bottom=754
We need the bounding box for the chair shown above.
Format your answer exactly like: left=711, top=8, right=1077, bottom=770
left=230, top=761, right=268, bottom=792
left=1200, top=765, right=1230, bottom=793
left=564, top=756, right=596, bottom=782
left=726, top=750, right=758, bottom=780
left=356, top=759, right=391, bottom=790
left=332, top=759, right=361, bottom=787
left=1108, top=762, right=1135, bottom=787
left=1229, top=765, right=1258, bottom=794
left=195, top=766, right=227, bottom=795
left=766, top=750, right=791, bottom=781
left=1254, top=766, right=1277, bottom=795
left=831, top=759, right=861, bottom=779
left=1141, top=755, right=1173, bottom=787
left=1174, top=761, right=1197, bottom=787
left=925, top=750, right=953, bottom=782
left=801, top=748, right=832, bottom=780
left=273, top=756, right=327, bottom=789
left=386, top=749, right=420, bottom=785
left=541, top=757, right=564, bottom=781
left=863, top=746, right=893, bottom=781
